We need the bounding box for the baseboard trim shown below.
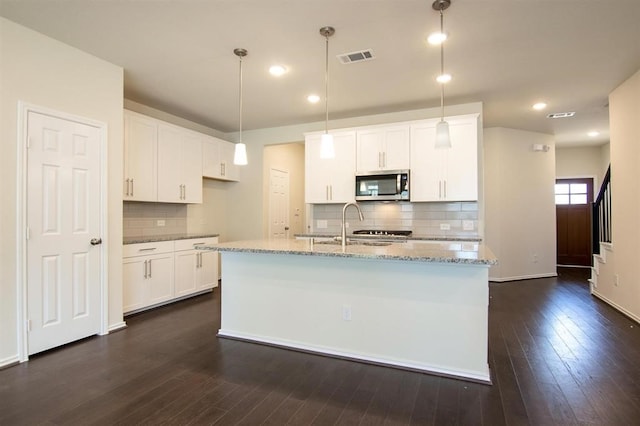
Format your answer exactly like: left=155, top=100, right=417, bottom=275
left=489, top=272, right=557, bottom=282
left=591, top=291, right=640, bottom=325
left=0, top=355, right=20, bottom=370
left=218, top=329, right=492, bottom=385
left=108, top=321, right=127, bottom=333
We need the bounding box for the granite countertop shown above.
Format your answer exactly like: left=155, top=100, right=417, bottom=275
left=196, top=238, right=497, bottom=265
left=124, top=233, right=220, bottom=245
left=294, top=233, right=482, bottom=242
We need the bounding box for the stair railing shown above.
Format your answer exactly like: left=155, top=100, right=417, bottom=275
left=592, top=165, right=611, bottom=255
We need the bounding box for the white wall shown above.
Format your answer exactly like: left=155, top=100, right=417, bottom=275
left=484, top=127, right=557, bottom=281
left=225, top=102, right=483, bottom=241
left=0, top=18, right=124, bottom=366
left=556, top=145, right=610, bottom=194
left=592, top=68, right=640, bottom=322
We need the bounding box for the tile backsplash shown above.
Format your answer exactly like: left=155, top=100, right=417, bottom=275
left=123, top=202, right=188, bottom=237
left=310, top=201, right=479, bottom=237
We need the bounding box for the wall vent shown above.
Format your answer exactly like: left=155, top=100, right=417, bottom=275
left=547, top=112, right=576, bottom=119
left=337, top=49, right=375, bottom=64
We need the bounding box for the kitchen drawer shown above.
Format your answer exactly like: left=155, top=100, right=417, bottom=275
left=123, top=240, right=174, bottom=258
left=174, top=237, right=218, bottom=252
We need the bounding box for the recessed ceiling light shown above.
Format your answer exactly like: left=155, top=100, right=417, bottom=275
left=269, top=65, right=287, bottom=76
left=587, top=131, right=600, bottom=137
left=427, top=32, right=447, bottom=45
left=307, top=94, right=320, bottom=103
left=532, top=102, right=547, bottom=110
left=436, top=73, right=452, bottom=83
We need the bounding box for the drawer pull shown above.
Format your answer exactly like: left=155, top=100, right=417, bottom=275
left=139, top=247, right=157, bottom=252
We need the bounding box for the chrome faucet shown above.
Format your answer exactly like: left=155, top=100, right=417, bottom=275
left=341, top=202, right=364, bottom=249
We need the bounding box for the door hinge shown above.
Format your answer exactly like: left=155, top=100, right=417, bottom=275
left=26, top=226, right=30, bottom=240
left=26, top=319, right=32, bottom=332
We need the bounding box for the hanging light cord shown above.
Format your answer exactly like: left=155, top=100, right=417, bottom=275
left=439, top=7, right=445, bottom=121
left=238, top=54, right=243, bottom=143
left=324, top=32, right=330, bottom=134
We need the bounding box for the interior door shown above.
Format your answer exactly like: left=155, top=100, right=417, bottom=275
left=556, top=178, right=593, bottom=266
left=27, top=111, right=102, bottom=355
left=269, top=168, right=289, bottom=239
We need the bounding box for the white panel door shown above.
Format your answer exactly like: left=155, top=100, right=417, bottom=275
left=269, top=168, right=289, bottom=239
left=27, top=112, right=102, bottom=355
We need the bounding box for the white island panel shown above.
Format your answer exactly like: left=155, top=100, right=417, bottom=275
left=218, top=250, right=491, bottom=383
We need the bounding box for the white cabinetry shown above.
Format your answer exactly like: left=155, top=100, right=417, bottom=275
left=123, top=237, right=219, bottom=314
left=157, top=124, right=203, bottom=203
left=202, top=136, right=239, bottom=181
left=123, top=241, right=175, bottom=313
left=410, top=114, right=479, bottom=202
left=305, top=131, right=356, bottom=203
left=174, top=237, right=219, bottom=297
left=356, top=126, right=410, bottom=172
left=123, top=111, right=157, bottom=201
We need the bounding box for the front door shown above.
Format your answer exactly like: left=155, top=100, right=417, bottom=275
left=555, top=178, right=593, bottom=267
left=27, top=111, right=103, bottom=355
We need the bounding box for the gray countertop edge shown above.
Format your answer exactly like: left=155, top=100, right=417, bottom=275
left=124, top=233, right=220, bottom=245
left=196, top=244, right=497, bottom=266
left=294, top=233, right=482, bottom=242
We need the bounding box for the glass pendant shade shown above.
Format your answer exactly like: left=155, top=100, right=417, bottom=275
left=320, top=133, right=335, bottom=159
left=435, top=120, right=451, bottom=149
left=233, top=142, right=248, bottom=165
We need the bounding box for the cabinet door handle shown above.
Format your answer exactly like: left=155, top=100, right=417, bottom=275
left=131, top=179, right=134, bottom=197
left=378, top=152, right=382, bottom=168
left=198, top=252, right=203, bottom=268
left=125, top=178, right=130, bottom=196
left=143, top=260, right=148, bottom=278
left=148, top=259, right=152, bottom=278
left=183, top=184, right=186, bottom=200
left=444, top=180, right=447, bottom=198
left=383, top=152, right=386, bottom=168
left=221, top=162, right=225, bottom=176
left=326, top=185, right=329, bottom=201
left=439, top=181, right=442, bottom=199
left=330, top=185, right=333, bottom=200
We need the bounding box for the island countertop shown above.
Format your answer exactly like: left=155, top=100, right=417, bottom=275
left=197, top=238, right=497, bottom=265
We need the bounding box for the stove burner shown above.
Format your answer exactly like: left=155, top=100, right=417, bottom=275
left=353, top=229, right=413, bottom=236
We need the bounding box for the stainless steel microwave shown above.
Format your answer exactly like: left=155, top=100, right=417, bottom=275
left=355, top=170, right=409, bottom=201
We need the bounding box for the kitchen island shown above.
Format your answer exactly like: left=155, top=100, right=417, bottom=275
left=197, top=239, right=497, bottom=383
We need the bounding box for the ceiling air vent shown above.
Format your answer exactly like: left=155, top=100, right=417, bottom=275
left=547, top=112, right=576, bottom=119
left=337, top=49, right=375, bottom=64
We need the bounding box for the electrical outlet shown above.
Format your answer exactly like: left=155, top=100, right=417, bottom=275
left=342, top=304, right=352, bottom=321
left=532, top=253, right=538, bottom=263
left=317, top=220, right=327, bottom=229
left=156, top=220, right=165, bottom=227
left=440, top=223, right=451, bottom=231
left=463, top=220, right=474, bottom=231
left=615, top=274, right=619, bottom=286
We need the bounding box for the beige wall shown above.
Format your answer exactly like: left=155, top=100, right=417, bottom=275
left=0, top=18, right=124, bottom=365
left=594, top=68, right=640, bottom=321
left=556, top=145, right=610, bottom=194
left=262, top=143, right=306, bottom=238
left=484, top=127, right=557, bottom=281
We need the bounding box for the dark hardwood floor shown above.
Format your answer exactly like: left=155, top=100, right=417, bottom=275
left=2, top=268, right=640, bottom=425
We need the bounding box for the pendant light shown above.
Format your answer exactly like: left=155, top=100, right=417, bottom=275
left=319, top=26, right=335, bottom=159
left=233, top=48, right=248, bottom=165
left=433, top=0, right=452, bottom=149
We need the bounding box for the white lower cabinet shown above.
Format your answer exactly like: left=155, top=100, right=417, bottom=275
left=123, top=241, right=175, bottom=314
left=174, top=237, right=219, bottom=298
left=123, top=237, right=218, bottom=314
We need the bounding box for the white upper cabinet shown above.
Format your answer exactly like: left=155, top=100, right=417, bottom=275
left=356, top=126, right=410, bottom=172
left=123, top=111, right=158, bottom=201
left=410, top=114, right=479, bottom=202
left=202, top=136, right=239, bottom=181
left=305, top=131, right=356, bottom=204
left=157, top=124, right=202, bottom=203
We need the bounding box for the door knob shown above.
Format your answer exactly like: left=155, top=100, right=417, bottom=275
left=90, top=238, right=102, bottom=246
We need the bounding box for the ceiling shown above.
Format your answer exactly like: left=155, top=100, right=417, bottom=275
left=2, top=0, right=640, bottom=147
